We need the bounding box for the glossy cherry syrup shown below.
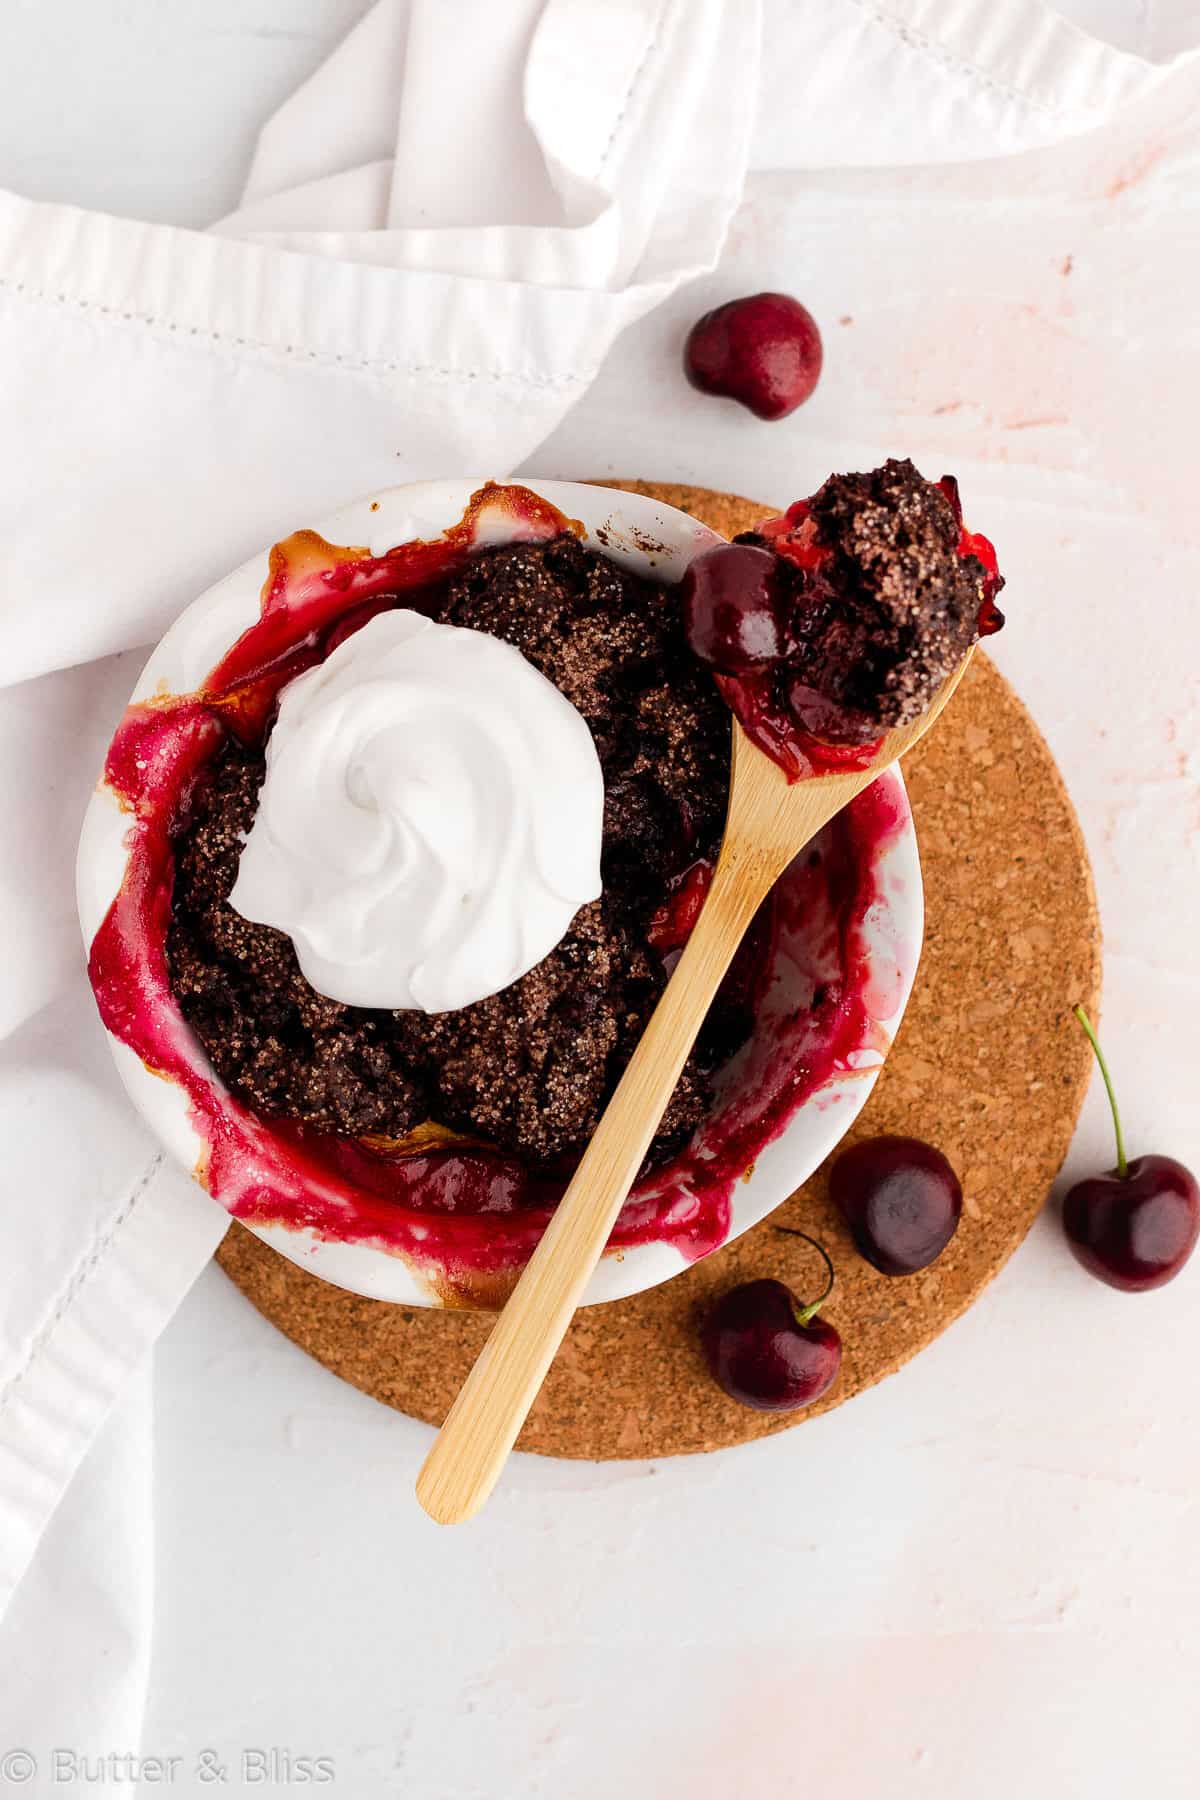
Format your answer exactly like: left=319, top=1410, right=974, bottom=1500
left=830, top=1135, right=962, bottom=1276
left=1062, top=1008, right=1199, bottom=1291
left=703, top=1236, right=841, bottom=1411
left=87, top=484, right=910, bottom=1302
left=684, top=292, right=823, bottom=421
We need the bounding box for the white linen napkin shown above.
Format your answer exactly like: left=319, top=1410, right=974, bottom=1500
left=0, top=0, right=761, bottom=1626
left=0, top=0, right=1196, bottom=1729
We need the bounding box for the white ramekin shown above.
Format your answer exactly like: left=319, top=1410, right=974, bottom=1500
left=77, top=479, right=923, bottom=1308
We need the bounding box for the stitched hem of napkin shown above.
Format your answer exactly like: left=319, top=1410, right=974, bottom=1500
left=0, top=272, right=591, bottom=391
left=0, top=1156, right=164, bottom=1421
left=853, top=0, right=1187, bottom=119
left=0, top=1157, right=226, bottom=1615
left=849, top=0, right=1058, bottom=113
left=593, top=0, right=670, bottom=177
left=0, top=188, right=618, bottom=392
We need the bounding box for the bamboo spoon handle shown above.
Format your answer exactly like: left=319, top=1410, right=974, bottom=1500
left=415, top=850, right=772, bottom=1525
left=416, top=658, right=972, bottom=1525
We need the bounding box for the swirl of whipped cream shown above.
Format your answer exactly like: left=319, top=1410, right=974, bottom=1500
left=229, top=609, right=604, bottom=1013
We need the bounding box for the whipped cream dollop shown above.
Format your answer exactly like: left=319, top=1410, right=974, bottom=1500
left=229, top=609, right=604, bottom=1013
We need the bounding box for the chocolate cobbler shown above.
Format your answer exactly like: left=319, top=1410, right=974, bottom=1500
left=167, top=534, right=747, bottom=1169
left=164, top=460, right=1002, bottom=1184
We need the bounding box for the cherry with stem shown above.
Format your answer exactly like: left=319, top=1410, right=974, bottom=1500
left=1062, top=1006, right=1199, bottom=1291
left=701, top=1229, right=842, bottom=1412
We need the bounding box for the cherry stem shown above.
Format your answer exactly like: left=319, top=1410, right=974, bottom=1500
left=775, top=1228, right=835, bottom=1324
left=1073, top=1004, right=1128, bottom=1180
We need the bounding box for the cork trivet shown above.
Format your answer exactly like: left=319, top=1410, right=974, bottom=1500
left=215, top=481, right=1101, bottom=1459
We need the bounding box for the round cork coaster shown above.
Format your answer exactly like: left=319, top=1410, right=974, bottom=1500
left=215, top=480, right=1101, bottom=1459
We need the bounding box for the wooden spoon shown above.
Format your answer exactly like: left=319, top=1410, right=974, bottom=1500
left=416, top=653, right=973, bottom=1523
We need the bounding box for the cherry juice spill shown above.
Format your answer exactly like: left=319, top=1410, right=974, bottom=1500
left=88, top=483, right=910, bottom=1302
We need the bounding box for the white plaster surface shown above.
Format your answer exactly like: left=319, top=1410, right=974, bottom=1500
left=2, top=4, right=1199, bottom=1796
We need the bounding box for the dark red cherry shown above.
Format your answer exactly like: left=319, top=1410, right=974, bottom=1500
left=1062, top=1008, right=1199, bottom=1290
left=684, top=292, right=823, bottom=421
left=1063, top=1156, right=1200, bottom=1292
left=681, top=542, right=789, bottom=672
left=702, top=1234, right=841, bottom=1412
left=831, top=1136, right=962, bottom=1276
